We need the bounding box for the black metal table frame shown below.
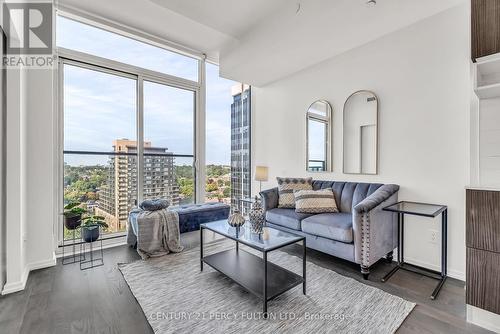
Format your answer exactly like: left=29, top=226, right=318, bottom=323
left=381, top=201, right=448, bottom=300
left=80, top=226, right=104, bottom=270
left=200, top=225, right=306, bottom=317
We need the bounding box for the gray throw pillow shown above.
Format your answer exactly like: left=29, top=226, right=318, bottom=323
left=294, top=189, right=339, bottom=214
left=139, top=199, right=170, bottom=211
left=277, top=177, right=313, bottom=208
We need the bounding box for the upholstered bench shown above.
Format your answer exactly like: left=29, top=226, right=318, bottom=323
left=170, top=202, right=230, bottom=233
left=127, top=202, right=230, bottom=243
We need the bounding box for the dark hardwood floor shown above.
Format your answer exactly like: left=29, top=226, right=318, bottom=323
left=0, top=231, right=493, bottom=334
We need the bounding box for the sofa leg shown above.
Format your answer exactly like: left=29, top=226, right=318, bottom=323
left=385, top=251, right=394, bottom=263
left=361, top=265, right=370, bottom=280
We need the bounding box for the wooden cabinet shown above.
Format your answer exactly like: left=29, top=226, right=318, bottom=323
left=466, top=189, right=500, bottom=315
left=466, top=190, right=500, bottom=252
left=467, top=248, right=500, bottom=314
left=472, top=0, right=500, bottom=61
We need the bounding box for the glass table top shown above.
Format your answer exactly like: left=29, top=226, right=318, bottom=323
left=201, top=220, right=304, bottom=251
left=383, top=201, right=447, bottom=217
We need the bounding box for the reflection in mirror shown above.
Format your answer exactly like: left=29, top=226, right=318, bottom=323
left=343, top=91, right=378, bottom=174
left=307, top=100, right=332, bottom=172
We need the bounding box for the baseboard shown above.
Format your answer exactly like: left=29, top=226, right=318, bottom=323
left=467, top=305, right=500, bottom=333
left=28, top=254, right=57, bottom=271
left=55, top=240, right=128, bottom=258
left=399, top=256, right=465, bottom=281
left=1, top=266, right=29, bottom=295
left=1, top=253, right=57, bottom=295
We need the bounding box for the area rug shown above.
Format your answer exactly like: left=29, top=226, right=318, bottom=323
left=119, top=240, right=415, bottom=334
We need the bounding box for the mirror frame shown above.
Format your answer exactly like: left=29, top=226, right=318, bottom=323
left=306, top=100, right=332, bottom=172
left=342, top=90, right=379, bottom=175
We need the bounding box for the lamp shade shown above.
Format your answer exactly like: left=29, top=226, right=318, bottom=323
left=254, top=166, right=268, bottom=182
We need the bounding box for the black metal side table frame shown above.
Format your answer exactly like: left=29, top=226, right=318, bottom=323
left=381, top=201, right=448, bottom=300
left=80, top=226, right=104, bottom=270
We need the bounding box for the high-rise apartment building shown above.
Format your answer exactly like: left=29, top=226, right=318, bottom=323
left=96, top=139, right=180, bottom=231
left=230, top=84, right=251, bottom=211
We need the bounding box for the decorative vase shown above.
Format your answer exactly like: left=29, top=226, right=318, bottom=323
left=249, top=196, right=265, bottom=234
left=82, top=225, right=100, bottom=243
left=64, top=214, right=82, bottom=230
left=228, top=208, right=245, bottom=228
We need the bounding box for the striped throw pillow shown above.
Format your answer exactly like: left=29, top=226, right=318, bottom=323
left=277, top=177, right=313, bottom=208
left=294, top=189, right=339, bottom=214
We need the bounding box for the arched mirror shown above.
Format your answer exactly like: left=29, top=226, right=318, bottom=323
left=343, top=91, right=378, bottom=174
left=306, top=100, right=332, bottom=172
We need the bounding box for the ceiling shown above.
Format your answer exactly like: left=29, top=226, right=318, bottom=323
left=149, top=0, right=289, bottom=37
left=58, top=0, right=466, bottom=86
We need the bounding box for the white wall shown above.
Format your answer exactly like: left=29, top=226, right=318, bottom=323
left=3, top=65, right=29, bottom=293
left=252, top=4, right=470, bottom=279
left=2, top=66, right=56, bottom=294
left=25, top=68, right=56, bottom=269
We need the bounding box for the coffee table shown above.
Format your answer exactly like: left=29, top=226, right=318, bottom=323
left=200, top=220, right=306, bottom=317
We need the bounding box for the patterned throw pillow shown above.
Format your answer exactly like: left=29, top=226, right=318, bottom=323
left=294, top=189, right=339, bottom=214
left=277, top=177, right=313, bottom=208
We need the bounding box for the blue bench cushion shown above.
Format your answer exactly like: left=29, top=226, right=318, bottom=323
left=301, top=213, right=353, bottom=243
left=170, top=203, right=230, bottom=233
left=265, top=208, right=312, bottom=231
left=130, top=202, right=230, bottom=235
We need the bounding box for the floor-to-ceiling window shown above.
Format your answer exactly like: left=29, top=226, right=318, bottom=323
left=63, top=63, right=138, bottom=234
left=57, top=14, right=251, bottom=243
left=143, top=81, right=195, bottom=205
left=58, top=15, right=198, bottom=240
left=205, top=63, right=251, bottom=212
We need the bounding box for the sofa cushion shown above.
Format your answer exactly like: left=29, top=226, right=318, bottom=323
left=301, top=213, right=353, bottom=243
left=311, top=181, right=383, bottom=213
left=277, top=177, right=313, bottom=208
left=294, top=189, right=339, bottom=214
left=265, top=208, right=312, bottom=230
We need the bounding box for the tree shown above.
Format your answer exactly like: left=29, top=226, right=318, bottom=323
left=206, top=182, right=218, bottom=193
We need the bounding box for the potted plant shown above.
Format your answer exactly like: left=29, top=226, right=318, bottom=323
left=63, top=202, right=86, bottom=230
left=80, top=215, right=108, bottom=242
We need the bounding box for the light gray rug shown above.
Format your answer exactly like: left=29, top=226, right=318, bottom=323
left=119, top=240, right=415, bottom=334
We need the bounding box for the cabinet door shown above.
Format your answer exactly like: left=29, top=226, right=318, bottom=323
left=467, top=248, right=500, bottom=315
left=472, top=0, right=500, bottom=60
left=466, top=189, right=500, bottom=253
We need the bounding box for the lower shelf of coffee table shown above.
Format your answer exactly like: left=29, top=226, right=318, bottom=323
left=202, top=248, right=303, bottom=301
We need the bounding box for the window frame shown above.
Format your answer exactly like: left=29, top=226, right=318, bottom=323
left=55, top=12, right=252, bottom=249
left=57, top=44, right=202, bottom=246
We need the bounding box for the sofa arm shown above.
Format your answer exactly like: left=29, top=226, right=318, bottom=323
left=352, top=185, right=399, bottom=268
left=259, top=187, right=279, bottom=212
left=353, top=184, right=400, bottom=214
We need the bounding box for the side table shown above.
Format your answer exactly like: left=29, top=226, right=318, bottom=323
left=381, top=201, right=448, bottom=300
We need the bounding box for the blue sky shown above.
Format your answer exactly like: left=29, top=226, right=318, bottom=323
left=59, top=17, right=235, bottom=166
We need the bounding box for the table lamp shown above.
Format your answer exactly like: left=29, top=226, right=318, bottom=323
left=255, top=166, right=269, bottom=192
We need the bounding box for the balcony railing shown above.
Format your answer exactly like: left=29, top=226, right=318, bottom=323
left=308, top=160, right=326, bottom=172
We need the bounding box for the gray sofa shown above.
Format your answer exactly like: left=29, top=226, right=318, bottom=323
left=260, top=180, right=399, bottom=279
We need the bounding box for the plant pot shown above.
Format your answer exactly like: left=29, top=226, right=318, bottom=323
left=64, top=214, right=82, bottom=230
left=82, top=225, right=100, bottom=243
